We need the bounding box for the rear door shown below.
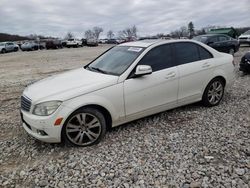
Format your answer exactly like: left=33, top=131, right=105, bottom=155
left=174, top=42, right=214, bottom=104
left=124, top=44, right=179, bottom=116
left=217, top=35, right=231, bottom=53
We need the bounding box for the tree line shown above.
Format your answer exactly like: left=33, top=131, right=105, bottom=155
left=1, top=23, right=250, bottom=42
left=64, top=25, right=138, bottom=41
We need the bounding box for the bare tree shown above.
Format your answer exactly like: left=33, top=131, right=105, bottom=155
left=119, top=25, right=137, bottom=41
left=85, top=30, right=94, bottom=39
left=156, top=33, right=164, bottom=38
left=180, top=26, right=188, bottom=37
left=170, top=30, right=182, bottom=38
left=188, top=22, right=195, bottom=38
left=196, top=28, right=206, bottom=35
left=107, top=30, right=114, bottom=39
left=93, top=27, right=103, bottom=39
left=64, top=32, right=74, bottom=40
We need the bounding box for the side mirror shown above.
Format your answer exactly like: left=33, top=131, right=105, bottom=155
left=134, top=65, right=152, bottom=77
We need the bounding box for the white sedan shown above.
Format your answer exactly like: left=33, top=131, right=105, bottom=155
left=21, top=40, right=235, bottom=146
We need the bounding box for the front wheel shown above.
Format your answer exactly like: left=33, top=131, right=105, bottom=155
left=62, top=108, right=106, bottom=147
left=1, top=49, right=6, bottom=53
left=202, top=78, right=225, bottom=107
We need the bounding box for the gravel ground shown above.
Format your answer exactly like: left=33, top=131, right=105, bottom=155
left=0, top=45, right=249, bottom=188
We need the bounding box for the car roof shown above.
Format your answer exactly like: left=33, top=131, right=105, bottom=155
left=196, top=34, right=230, bottom=37
left=118, top=39, right=193, bottom=48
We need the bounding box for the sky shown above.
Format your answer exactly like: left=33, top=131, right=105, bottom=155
left=0, top=0, right=249, bottom=38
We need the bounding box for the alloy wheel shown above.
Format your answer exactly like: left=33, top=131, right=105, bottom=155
left=65, top=113, right=102, bottom=146
left=207, top=81, right=223, bottom=105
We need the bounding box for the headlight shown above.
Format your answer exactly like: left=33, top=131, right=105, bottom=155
left=33, top=101, right=62, bottom=116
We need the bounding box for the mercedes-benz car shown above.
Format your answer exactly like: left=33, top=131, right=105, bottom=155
left=20, top=40, right=235, bottom=146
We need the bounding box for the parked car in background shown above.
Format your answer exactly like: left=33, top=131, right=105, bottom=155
left=66, top=39, right=82, bottom=48
left=239, top=51, right=250, bottom=73
left=86, top=38, right=98, bottom=46
left=0, top=42, right=19, bottom=53
left=193, top=34, right=240, bottom=56
left=238, top=30, right=250, bottom=46
left=61, top=40, right=67, bottom=47
left=45, top=39, right=63, bottom=49
left=21, top=40, right=235, bottom=146
left=99, top=39, right=108, bottom=44
left=106, top=39, right=118, bottom=44
left=21, top=41, right=44, bottom=51
left=81, top=39, right=87, bottom=46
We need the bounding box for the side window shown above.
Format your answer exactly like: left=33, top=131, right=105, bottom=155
left=198, top=46, right=213, bottom=60
left=208, top=37, right=218, bottom=43
left=138, top=44, right=174, bottom=72
left=174, top=42, right=200, bottom=65
left=218, top=36, right=229, bottom=42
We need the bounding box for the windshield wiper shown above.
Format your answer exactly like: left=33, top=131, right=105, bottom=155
left=88, top=66, right=108, bottom=74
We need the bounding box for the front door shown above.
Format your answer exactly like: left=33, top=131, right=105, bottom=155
left=124, top=44, right=179, bottom=117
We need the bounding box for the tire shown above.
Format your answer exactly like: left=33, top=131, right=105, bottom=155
left=229, top=48, right=235, bottom=56
left=62, top=107, right=106, bottom=147
left=1, top=49, right=6, bottom=53
left=202, top=78, right=225, bottom=107
left=14, top=47, right=18, bottom=52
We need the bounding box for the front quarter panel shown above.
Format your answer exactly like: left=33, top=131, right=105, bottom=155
left=62, top=83, right=125, bottom=126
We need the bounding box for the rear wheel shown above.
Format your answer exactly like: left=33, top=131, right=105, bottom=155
left=202, top=78, right=225, bottom=107
left=1, top=49, right=6, bottom=53
left=62, top=108, right=106, bottom=147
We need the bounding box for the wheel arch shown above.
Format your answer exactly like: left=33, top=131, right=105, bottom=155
left=202, top=75, right=226, bottom=97
left=64, top=104, right=113, bottom=131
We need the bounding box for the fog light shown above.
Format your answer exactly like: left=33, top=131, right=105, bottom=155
left=37, top=130, right=48, bottom=136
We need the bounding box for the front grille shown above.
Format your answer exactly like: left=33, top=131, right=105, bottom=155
left=21, top=96, right=32, bottom=112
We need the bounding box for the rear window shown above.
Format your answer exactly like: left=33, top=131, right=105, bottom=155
left=174, top=42, right=200, bottom=65
left=198, top=46, right=213, bottom=60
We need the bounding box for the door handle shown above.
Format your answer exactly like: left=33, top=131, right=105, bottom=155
left=165, top=72, right=176, bottom=79
left=202, top=62, right=211, bottom=68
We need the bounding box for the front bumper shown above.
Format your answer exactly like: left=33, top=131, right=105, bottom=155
left=239, top=63, right=250, bottom=73
left=20, top=110, right=64, bottom=143
left=239, top=39, right=250, bottom=45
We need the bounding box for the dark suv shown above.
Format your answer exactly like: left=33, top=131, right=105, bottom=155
left=193, top=34, right=240, bottom=55
left=45, top=39, right=63, bottom=49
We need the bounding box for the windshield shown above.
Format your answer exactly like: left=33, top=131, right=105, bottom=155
left=86, top=46, right=145, bottom=76
left=193, top=36, right=208, bottom=43
left=243, top=30, right=250, bottom=35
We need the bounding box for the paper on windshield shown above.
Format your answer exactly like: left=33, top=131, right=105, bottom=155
left=128, top=47, right=143, bottom=52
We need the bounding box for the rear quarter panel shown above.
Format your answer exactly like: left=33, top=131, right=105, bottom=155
left=205, top=53, right=235, bottom=92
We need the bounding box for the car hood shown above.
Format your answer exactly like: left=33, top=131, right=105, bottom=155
left=23, top=68, right=119, bottom=103
left=239, top=34, right=250, bottom=38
